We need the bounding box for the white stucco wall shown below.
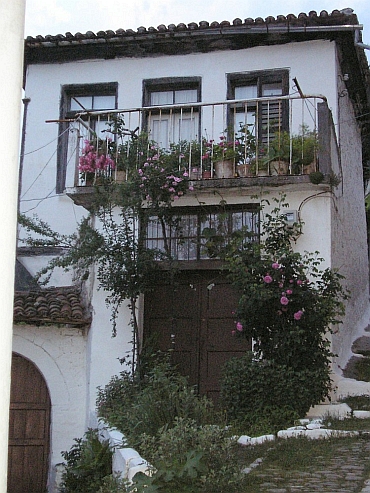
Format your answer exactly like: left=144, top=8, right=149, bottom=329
left=20, top=39, right=338, bottom=233
left=12, top=325, right=87, bottom=493
left=330, top=55, right=370, bottom=378
left=86, top=284, right=134, bottom=416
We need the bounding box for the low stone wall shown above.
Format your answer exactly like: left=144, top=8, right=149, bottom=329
left=97, top=420, right=150, bottom=482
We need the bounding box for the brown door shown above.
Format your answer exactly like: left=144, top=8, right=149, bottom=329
left=8, top=353, right=51, bottom=493
left=144, top=271, right=250, bottom=402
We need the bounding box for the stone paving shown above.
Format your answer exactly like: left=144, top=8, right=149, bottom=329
left=243, top=439, right=370, bottom=492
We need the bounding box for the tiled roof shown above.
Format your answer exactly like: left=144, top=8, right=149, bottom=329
left=14, top=288, right=91, bottom=327
left=25, top=9, right=359, bottom=45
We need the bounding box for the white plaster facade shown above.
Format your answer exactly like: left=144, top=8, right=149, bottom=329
left=16, top=11, right=370, bottom=491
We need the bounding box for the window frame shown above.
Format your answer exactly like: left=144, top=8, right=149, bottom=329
left=227, top=69, right=290, bottom=141
left=145, top=204, right=260, bottom=263
left=57, top=82, right=118, bottom=193
left=142, top=77, right=202, bottom=147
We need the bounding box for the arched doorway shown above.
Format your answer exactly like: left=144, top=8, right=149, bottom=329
left=8, top=353, right=51, bottom=493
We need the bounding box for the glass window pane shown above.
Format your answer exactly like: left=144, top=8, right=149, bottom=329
left=151, top=91, right=173, bottom=105
left=234, top=110, right=255, bottom=135
left=262, top=83, right=282, bottom=97
left=93, top=95, right=116, bottom=109
left=177, top=116, right=198, bottom=142
left=235, top=85, right=258, bottom=100
left=150, top=118, right=169, bottom=148
left=70, top=96, right=93, bottom=111
left=174, top=89, right=198, bottom=104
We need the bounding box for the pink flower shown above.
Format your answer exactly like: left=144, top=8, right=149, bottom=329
left=280, top=296, right=289, bottom=306
left=263, top=275, right=273, bottom=284
left=294, top=310, right=304, bottom=320
left=236, top=322, right=243, bottom=332
left=286, top=289, right=293, bottom=295
left=272, top=262, right=280, bottom=269
left=279, top=282, right=284, bottom=288
left=297, top=280, right=303, bottom=285
left=189, top=186, right=194, bottom=191
left=289, top=279, right=294, bottom=284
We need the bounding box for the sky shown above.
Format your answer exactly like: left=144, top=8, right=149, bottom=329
left=24, top=0, right=370, bottom=51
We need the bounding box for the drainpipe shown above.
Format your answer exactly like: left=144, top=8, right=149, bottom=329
left=355, top=28, right=370, bottom=51
left=0, top=1, right=26, bottom=491
left=18, top=97, right=30, bottom=217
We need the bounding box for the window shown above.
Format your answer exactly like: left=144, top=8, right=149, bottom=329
left=143, top=78, right=201, bottom=149
left=146, top=205, right=259, bottom=261
left=57, top=83, right=117, bottom=193
left=227, top=70, right=289, bottom=144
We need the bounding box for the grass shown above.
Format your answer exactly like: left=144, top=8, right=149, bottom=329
left=339, top=394, right=370, bottom=410
left=234, top=434, right=370, bottom=492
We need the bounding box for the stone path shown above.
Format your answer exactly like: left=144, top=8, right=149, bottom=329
left=244, top=439, right=370, bottom=492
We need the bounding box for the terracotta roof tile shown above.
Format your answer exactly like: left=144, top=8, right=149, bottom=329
left=24, top=9, right=359, bottom=45
left=14, top=288, right=91, bottom=327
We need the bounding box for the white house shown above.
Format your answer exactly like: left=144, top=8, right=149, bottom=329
left=12, top=8, right=370, bottom=492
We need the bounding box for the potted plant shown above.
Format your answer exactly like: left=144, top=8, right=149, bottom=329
left=203, top=125, right=256, bottom=178
left=264, top=125, right=318, bottom=175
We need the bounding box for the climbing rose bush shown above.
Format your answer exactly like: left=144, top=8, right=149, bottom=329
left=221, top=196, right=349, bottom=421
left=225, top=197, right=348, bottom=372
left=136, top=155, right=192, bottom=207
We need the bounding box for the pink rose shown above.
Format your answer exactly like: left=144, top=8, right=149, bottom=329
left=294, top=310, right=303, bottom=320
left=280, top=296, right=289, bottom=306
left=297, top=280, right=303, bottom=285
left=263, top=275, right=273, bottom=283
left=286, top=289, right=293, bottom=295
left=272, top=262, right=280, bottom=269
left=236, top=322, right=243, bottom=332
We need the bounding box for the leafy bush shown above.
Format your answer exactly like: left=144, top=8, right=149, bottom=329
left=221, top=196, right=347, bottom=423
left=339, top=394, right=370, bottom=410
left=96, top=356, right=215, bottom=447
left=98, top=475, right=133, bottom=493
left=59, top=429, right=112, bottom=493
left=220, top=352, right=333, bottom=431
left=135, top=417, right=246, bottom=492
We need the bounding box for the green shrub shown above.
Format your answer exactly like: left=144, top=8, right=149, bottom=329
left=60, top=429, right=112, bottom=493
left=220, top=352, right=332, bottom=432
left=98, top=475, right=132, bottom=493
left=96, top=356, right=215, bottom=447
left=339, top=394, right=370, bottom=410
left=135, top=417, right=246, bottom=492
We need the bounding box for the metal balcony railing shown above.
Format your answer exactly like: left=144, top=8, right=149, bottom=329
left=65, top=94, right=326, bottom=187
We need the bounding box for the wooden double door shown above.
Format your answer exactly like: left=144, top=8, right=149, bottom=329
left=8, top=353, right=50, bottom=493
left=144, top=270, right=250, bottom=402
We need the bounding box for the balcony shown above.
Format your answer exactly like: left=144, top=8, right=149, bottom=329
left=65, top=94, right=337, bottom=208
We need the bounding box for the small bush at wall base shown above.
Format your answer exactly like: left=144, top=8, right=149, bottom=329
left=59, top=429, right=112, bottom=493
left=96, top=355, right=216, bottom=447
left=135, top=417, right=246, bottom=492
left=220, top=352, right=331, bottom=433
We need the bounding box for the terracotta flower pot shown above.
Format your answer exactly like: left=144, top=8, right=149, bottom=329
left=214, top=160, right=234, bottom=178
left=270, top=160, right=289, bottom=175
left=190, top=167, right=202, bottom=180
left=237, top=163, right=252, bottom=177
left=115, top=170, right=126, bottom=183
